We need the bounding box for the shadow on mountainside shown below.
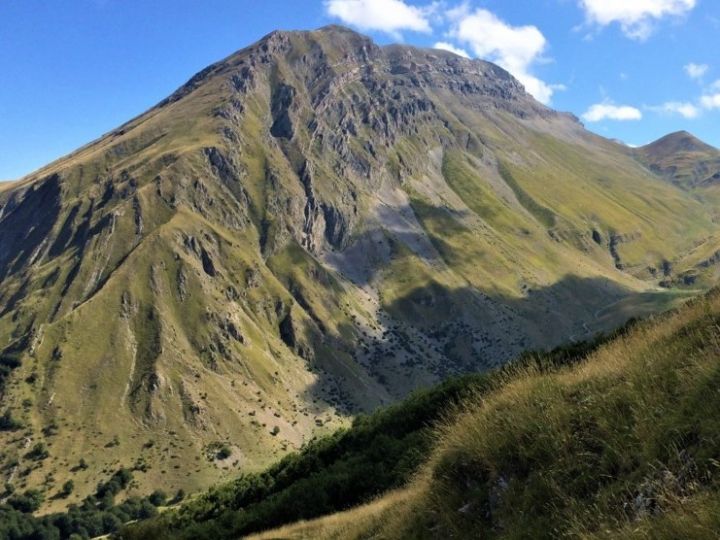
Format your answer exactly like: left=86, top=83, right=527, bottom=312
left=299, top=273, right=686, bottom=417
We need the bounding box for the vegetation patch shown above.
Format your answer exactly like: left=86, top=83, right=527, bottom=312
left=498, top=161, right=556, bottom=228
left=0, top=467, right=163, bottom=539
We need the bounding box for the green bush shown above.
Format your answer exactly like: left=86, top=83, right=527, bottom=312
left=0, top=467, right=165, bottom=539
left=25, top=442, right=49, bottom=461
left=0, top=409, right=22, bottom=431
left=60, top=480, right=74, bottom=498
left=7, top=489, right=44, bottom=513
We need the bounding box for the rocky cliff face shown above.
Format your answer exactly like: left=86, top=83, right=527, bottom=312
left=0, top=26, right=717, bottom=509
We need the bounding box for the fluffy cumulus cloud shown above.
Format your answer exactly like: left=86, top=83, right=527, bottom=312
left=582, top=103, right=643, bottom=122
left=701, top=94, right=720, bottom=110
left=698, top=80, right=720, bottom=110
left=685, top=63, right=709, bottom=79
left=433, top=41, right=470, bottom=58
left=324, top=0, right=433, bottom=36
left=651, top=101, right=701, bottom=118
left=579, top=0, right=696, bottom=40
left=447, top=8, right=558, bottom=104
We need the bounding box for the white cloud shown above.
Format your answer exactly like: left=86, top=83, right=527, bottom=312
left=685, top=63, right=709, bottom=79
left=582, top=103, right=643, bottom=122
left=447, top=8, right=558, bottom=104
left=433, top=41, right=470, bottom=58
left=579, top=0, right=696, bottom=40
left=324, top=0, right=433, bottom=36
left=701, top=94, right=720, bottom=110
left=650, top=101, right=701, bottom=118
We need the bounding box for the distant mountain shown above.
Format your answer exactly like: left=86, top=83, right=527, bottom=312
left=635, top=131, right=720, bottom=189
left=0, top=26, right=717, bottom=511
left=631, top=132, right=720, bottom=288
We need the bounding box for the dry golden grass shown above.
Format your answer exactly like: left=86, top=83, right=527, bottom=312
left=0, top=180, right=16, bottom=192
left=246, top=489, right=416, bottom=540
left=252, top=291, right=720, bottom=539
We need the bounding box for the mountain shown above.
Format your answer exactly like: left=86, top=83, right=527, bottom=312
left=0, top=26, right=717, bottom=511
left=117, top=289, right=720, bottom=539
left=635, top=131, right=720, bottom=189
left=632, top=132, right=720, bottom=288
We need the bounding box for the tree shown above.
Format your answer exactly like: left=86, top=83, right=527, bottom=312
left=60, top=480, right=74, bottom=497
left=148, top=490, right=167, bottom=506
left=0, top=409, right=21, bottom=431
left=216, top=444, right=232, bottom=460
left=7, top=489, right=44, bottom=513
left=26, top=442, right=49, bottom=461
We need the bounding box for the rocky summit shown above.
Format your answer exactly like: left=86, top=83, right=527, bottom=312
left=2, top=26, right=720, bottom=510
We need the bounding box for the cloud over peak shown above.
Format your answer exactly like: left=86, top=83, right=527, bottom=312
left=701, top=93, right=720, bottom=110
left=582, top=102, right=643, bottom=122
left=447, top=8, right=558, bottom=104
left=324, top=0, right=433, bottom=36
left=433, top=41, right=470, bottom=59
left=651, top=101, right=701, bottom=119
left=324, top=2, right=561, bottom=105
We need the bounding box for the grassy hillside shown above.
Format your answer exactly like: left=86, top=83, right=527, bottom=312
left=114, top=374, right=490, bottom=539
left=209, top=288, right=720, bottom=540
left=0, top=372, right=485, bottom=539
left=115, top=326, right=635, bottom=539
left=1, top=25, right=719, bottom=511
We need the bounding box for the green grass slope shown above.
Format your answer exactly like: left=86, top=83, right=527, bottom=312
left=230, top=289, right=720, bottom=539
left=114, top=328, right=633, bottom=539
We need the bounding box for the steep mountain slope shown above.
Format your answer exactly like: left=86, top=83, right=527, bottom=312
left=0, top=26, right=716, bottom=509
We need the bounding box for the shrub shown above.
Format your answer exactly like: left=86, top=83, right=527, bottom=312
left=26, top=442, right=49, bottom=461
left=0, top=409, right=22, bottom=431
left=61, top=480, right=74, bottom=497
left=148, top=490, right=167, bottom=506
left=216, top=445, right=231, bottom=460
left=8, top=489, right=44, bottom=513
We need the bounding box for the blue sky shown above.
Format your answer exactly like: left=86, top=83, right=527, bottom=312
left=1, top=0, right=719, bottom=180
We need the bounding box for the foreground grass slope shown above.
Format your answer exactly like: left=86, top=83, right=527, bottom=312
left=238, top=289, right=720, bottom=539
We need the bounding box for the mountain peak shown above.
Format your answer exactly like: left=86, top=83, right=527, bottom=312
left=635, top=130, right=720, bottom=189
left=642, top=130, right=718, bottom=155
left=313, top=24, right=360, bottom=34
left=260, top=24, right=364, bottom=42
